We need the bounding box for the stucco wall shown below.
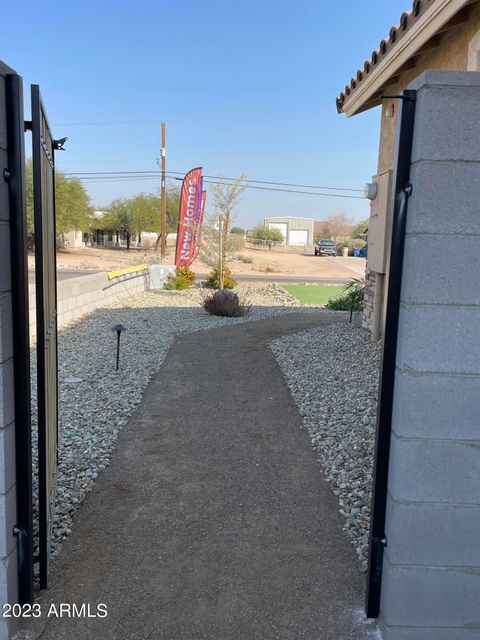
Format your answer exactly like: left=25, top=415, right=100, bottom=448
left=363, top=3, right=480, bottom=335
left=378, top=3, right=480, bottom=173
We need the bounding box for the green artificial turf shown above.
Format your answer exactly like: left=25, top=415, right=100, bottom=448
left=281, top=284, right=344, bottom=305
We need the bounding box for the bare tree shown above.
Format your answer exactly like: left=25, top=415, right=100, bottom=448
left=200, top=175, right=248, bottom=270
left=323, top=212, right=355, bottom=241
left=213, top=175, right=248, bottom=265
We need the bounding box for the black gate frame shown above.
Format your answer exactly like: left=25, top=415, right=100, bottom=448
left=30, top=84, right=60, bottom=590
left=5, top=73, right=34, bottom=605
left=5, top=74, right=62, bottom=602
left=365, top=90, right=417, bottom=618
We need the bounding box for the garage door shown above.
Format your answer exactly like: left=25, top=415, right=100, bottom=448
left=289, top=229, right=308, bottom=246
left=268, top=222, right=287, bottom=244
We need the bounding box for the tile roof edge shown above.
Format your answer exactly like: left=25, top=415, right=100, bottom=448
left=336, top=0, right=446, bottom=114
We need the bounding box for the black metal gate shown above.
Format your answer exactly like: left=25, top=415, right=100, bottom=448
left=5, top=72, right=61, bottom=601
left=5, top=72, right=34, bottom=605
left=30, top=84, right=59, bottom=590
left=365, top=90, right=417, bottom=618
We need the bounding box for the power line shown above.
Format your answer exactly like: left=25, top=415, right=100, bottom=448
left=202, top=180, right=363, bottom=199
left=62, top=169, right=364, bottom=193
left=70, top=172, right=364, bottom=199
left=167, top=170, right=364, bottom=193
left=51, top=118, right=255, bottom=134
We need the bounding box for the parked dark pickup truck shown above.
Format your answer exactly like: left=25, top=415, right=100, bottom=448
left=314, top=239, right=337, bottom=256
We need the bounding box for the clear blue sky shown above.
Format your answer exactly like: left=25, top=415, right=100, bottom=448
left=2, top=0, right=409, bottom=228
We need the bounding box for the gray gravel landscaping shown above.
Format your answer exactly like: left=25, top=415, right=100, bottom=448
left=270, top=323, right=381, bottom=569
left=29, top=285, right=306, bottom=565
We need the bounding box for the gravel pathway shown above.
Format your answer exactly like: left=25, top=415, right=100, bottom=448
left=270, top=323, right=381, bottom=569
left=25, top=312, right=376, bottom=640
left=29, top=285, right=304, bottom=566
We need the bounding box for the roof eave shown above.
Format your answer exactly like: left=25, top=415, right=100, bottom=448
left=338, top=0, right=471, bottom=117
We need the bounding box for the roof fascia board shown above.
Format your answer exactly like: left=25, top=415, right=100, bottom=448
left=342, top=0, right=470, bottom=116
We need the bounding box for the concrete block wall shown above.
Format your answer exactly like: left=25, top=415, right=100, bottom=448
left=0, top=61, right=18, bottom=640
left=29, top=271, right=149, bottom=338
left=378, top=71, right=480, bottom=639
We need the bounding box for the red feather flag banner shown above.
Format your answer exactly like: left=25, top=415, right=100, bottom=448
left=174, top=167, right=203, bottom=268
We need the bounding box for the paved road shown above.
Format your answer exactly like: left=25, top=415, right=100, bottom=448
left=29, top=313, right=374, bottom=640
left=28, top=258, right=366, bottom=286
left=29, top=270, right=355, bottom=286
left=197, top=273, right=353, bottom=285
left=325, top=256, right=366, bottom=277
left=28, top=269, right=101, bottom=284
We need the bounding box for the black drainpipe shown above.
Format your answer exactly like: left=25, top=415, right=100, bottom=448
left=365, top=89, right=417, bottom=619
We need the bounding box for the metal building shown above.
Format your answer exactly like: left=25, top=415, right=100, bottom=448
left=264, top=216, right=314, bottom=246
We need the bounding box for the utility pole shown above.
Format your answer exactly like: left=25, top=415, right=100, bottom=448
left=160, top=122, right=167, bottom=260
left=218, top=216, right=224, bottom=290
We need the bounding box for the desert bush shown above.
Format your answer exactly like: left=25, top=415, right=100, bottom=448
left=237, top=253, right=253, bottom=264
left=205, top=267, right=238, bottom=290
left=164, top=266, right=196, bottom=290
left=229, top=234, right=245, bottom=252
left=325, top=279, right=364, bottom=311
left=203, top=289, right=246, bottom=317
left=231, top=226, right=245, bottom=235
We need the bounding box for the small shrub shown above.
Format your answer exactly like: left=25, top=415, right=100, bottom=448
left=229, top=235, right=245, bottom=251
left=203, top=289, right=246, bottom=317
left=237, top=254, right=253, bottom=264
left=177, top=266, right=196, bottom=285
left=164, top=266, right=196, bottom=290
left=205, top=267, right=237, bottom=290
left=325, top=279, right=365, bottom=311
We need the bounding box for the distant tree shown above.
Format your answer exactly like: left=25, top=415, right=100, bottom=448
left=131, top=185, right=181, bottom=250
left=324, top=212, right=355, bottom=240
left=164, top=184, right=181, bottom=242
left=99, top=185, right=181, bottom=251
left=25, top=159, right=93, bottom=236
left=129, top=193, right=159, bottom=246
left=352, top=218, right=369, bottom=238
left=250, top=224, right=284, bottom=243
left=103, top=198, right=136, bottom=250
left=230, top=226, right=246, bottom=235
left=55, top=174, right=93, bottom=234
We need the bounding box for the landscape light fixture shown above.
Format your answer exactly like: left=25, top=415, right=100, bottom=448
left=111, top=324, right=127, bottom=371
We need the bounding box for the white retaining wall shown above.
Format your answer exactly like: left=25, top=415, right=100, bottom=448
left=29, top=271, right=149, bottom=338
